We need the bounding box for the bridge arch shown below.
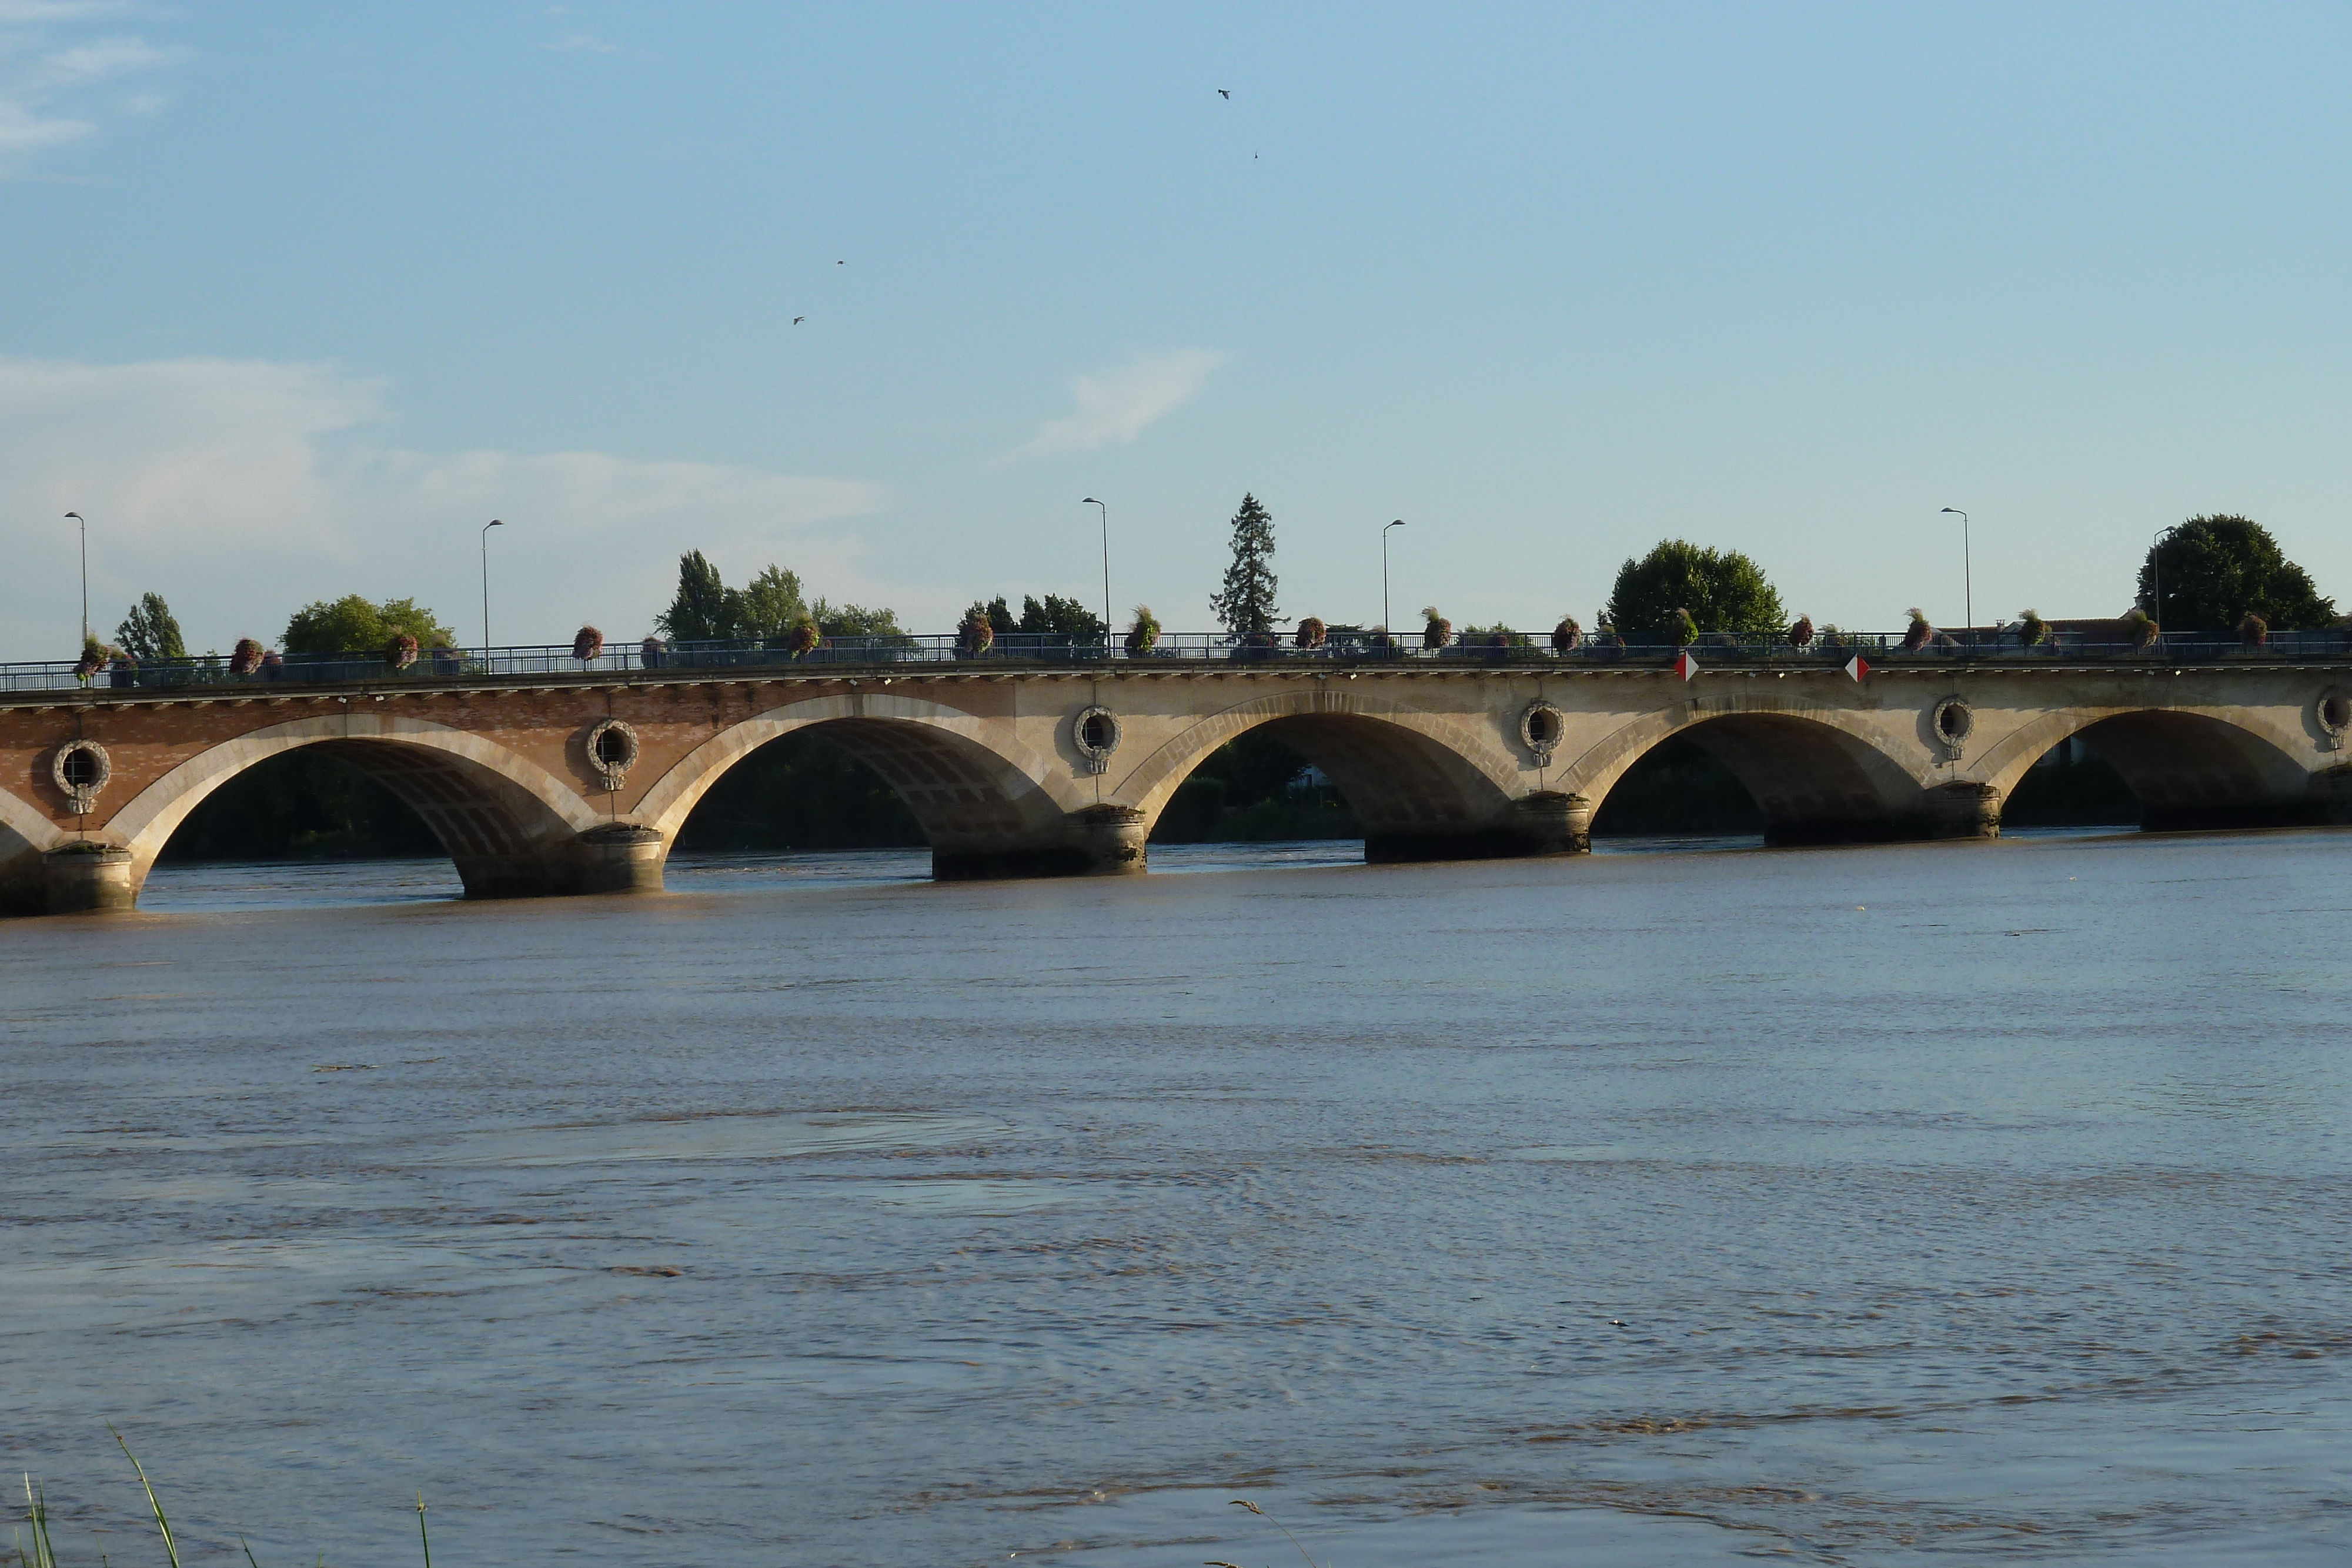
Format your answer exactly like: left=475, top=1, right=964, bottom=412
left=1565, top=697, right=1940, bottom=845
left=107, top=714, right=603, bottom=899
left=634, top=693, right=1081, bottom=878
left=1976, top=705, right=2321, bottom=831
left=0, top=785, right=69, bottom=914
left=1116, top=689, right=1535, bottom=861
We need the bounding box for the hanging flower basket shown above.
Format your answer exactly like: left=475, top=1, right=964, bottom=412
left=957, top=613, right=995, bottom=659
left=2017, top=609, right=2047, bottom=648
left=787, top=619, right=821, bottom=657
left=387, top=633, right=420, bottom=670
left=2125, top=609, right=2161, bottom=650
left=1125, top=605, right=1161, bottom=655
left=1295, top=616, right=1327, bottom=649
left=74, top=641, right=106, bottom=680
left=640, top=635, right=666, bottom=668
left=1788, top=615, right=1813, bottom=648
left=1551, top=617, right=1582, bottom=653
left=1421, top=607, right=1452, bottom=650
left=2239, top=613, right=2269, bottom=649
left=229, top=637, right=266, bottom=676
left=1899, top=609, right=1933, bottom=653
left=573, top=625, right=604, bottom=661
left=1670, top=609, right=1698, bottom=647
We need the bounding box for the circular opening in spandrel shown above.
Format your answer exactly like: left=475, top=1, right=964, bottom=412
left=1081, top=713, right=1115, bottom=751
left=60, top=745, right=103, bottom=790
left=1526, top=709, right=1561, bottom=747
left=594, top=728, right=633, bottom=767
left=2324, top=695, right=2351, bottom=733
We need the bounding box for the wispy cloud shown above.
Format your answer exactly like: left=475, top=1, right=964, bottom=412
left=0, top=12, right=181, bottom=173
left=1004, top=350, right=1223, bottom=463
left=544, top=32, right=620, bottom=55
left=0, top=354, right=889, bottom=656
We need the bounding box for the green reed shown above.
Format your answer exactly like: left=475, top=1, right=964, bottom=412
left=3, top=1433, right=438, bottom=1568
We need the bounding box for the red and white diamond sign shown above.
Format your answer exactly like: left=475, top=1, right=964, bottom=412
left=1674, top=651, right=1700, bottom=681
left=1845, top=654, right=1870, bottom=682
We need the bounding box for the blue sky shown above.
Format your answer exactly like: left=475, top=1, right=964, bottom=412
left=3, top=2, right=2347, bottom=658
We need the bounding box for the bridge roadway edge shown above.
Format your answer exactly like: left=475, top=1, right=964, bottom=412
left=2, top=657, right=2347, bottom=914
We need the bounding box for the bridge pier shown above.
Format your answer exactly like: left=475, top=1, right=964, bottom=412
left=934, top=804, right=1147, bottom=881
left=41, top=844, right=136, bottom=914
left=570, top=824, right=667, bottom=894
left=1365, top=791, right=1594, bottom=864
left=1922, top=782, right=2003, bottom=840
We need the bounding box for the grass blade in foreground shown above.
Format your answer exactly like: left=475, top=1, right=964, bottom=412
left=106, top=1425, right=182, bottom=1568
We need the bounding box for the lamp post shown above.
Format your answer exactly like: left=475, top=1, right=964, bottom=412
left=1940, top=508, right=1971, bottom=632
left=65, top=511, right=88, bottom=646
left=1082, top=497, right=1109, bottom=654
left=480, top=519, right=505, bottom=649
left=1382, top=519, right=1405, bottom=633
left=2149, top=525, right=2173, bottom=644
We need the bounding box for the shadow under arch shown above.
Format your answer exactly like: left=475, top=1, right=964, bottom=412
left=635, top=694, right=1079, bottom=879
left=1119, top=691, right=1538, bottom=862
left=0, top=786, right=68, bottom=914
left=108, top=716, right=602, bottom=900
left=1981, top=707, right=2324, bottom=833
left=1574, top=707, right=1935, bottom=846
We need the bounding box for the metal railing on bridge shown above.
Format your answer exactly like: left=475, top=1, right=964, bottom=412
left=7, top=626, right=2351, bottom=696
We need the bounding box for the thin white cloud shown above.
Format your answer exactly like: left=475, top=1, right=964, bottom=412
left=0, top=4, right=133, bottom=21
left=544, top=32, right=620, bottom=54
left=1004, top=349, right=1223, bottom=463
left=0, top=354, right=889, bottom=657
left=0, top=14, right=180, bottom=174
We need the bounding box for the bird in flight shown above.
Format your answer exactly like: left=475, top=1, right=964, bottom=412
left=793, top=316, right=804, bottom=325
left=1218, top=88, right=1230, bottom=99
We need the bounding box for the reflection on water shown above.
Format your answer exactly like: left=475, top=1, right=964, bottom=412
left=8, top=829, right=2352, bottom=1566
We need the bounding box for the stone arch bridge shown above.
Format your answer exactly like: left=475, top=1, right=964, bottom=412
left=5, top=651, right=2348, bottom=914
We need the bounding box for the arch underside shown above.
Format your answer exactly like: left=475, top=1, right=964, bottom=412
left=2069, top=713, right=2326, bottom=831
left=296, top=740, right=584, bottom=896
left=783, top=718, right=1078, bottom=878
left=1663, top=714, right=1929, bottom=845
left=1238, top=714, right=1535, bottom=861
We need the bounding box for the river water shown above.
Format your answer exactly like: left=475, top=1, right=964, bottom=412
left=5, top=830, right=2349, bottom=1566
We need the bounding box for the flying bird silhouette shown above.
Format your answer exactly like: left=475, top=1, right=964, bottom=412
left=793, top=316, right=804, bottom=325
left=1218, top=88, right=1230, bottom=98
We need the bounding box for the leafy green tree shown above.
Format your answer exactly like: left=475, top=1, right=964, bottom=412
left=1210, top=493, right=1279, bottom=637
left=811, top=600, right=906, bottom=638
left=736, top=564, right=808, bottom=641
left=1017, top=593, right=1107, bottom=643
left=282, top=596, right=457, bottom=655
left=116, top=592, right=186, bottom=662
left=2136, top=514, right=2335, bottom=630
left=984, top=594, right=1018, bottom=637
left=1602, top=539, right=1784, bottom=640
left=656, top=549, right=739, bottom=642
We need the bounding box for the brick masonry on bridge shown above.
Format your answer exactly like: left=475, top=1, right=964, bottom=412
left=4, top=658, right=2350, bottom=914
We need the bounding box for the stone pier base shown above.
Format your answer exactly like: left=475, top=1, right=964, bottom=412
left=571, top=824, right=667, bottom=894
left=41, top=844, right=136, bottom=913
left=1365, top=792, right=1596, bottom=864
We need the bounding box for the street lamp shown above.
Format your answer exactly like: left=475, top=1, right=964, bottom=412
left=1082, top=497, right=1109, bottom=654
left=480, top=519, right=505, bottom=648
left=1940, top=508, right=1972, bottom=632
left=2149, top=525, right=2174, bottom=644
left=65, top=511, right=88, bottom=646
left=1382, top=519, right=1405, bottom=633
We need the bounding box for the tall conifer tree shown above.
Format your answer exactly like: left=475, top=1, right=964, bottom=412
left=1210, top=493, right=1279, bottom=638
